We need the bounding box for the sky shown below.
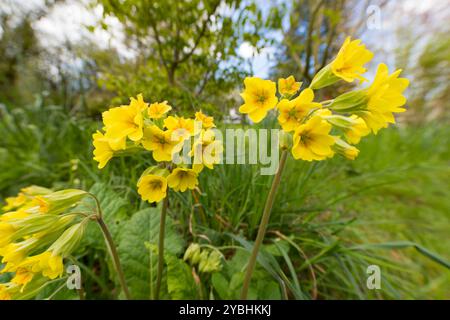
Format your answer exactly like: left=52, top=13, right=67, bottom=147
left=2, top=0, right=448, bottom=78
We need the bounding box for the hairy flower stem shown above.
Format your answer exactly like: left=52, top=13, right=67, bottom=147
left=155, top=195, right=169, bottom=300
left=240, top=149, right=288, bottom=300
left=96, top=216, right=131, bottom=300
left=88, top=193, right=131, bottom=299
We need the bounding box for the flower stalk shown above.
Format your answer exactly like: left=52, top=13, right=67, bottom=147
left=96, top=216, right=131, bottom=300
left=90, top=193, right=130, bottom=300
left=155, top=195, right=169, bottom=300
left=240, top=149, right=288, bottom=300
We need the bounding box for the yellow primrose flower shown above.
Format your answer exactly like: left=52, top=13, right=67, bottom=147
left=2, top=193, right=27, bottom=212
left=277, top=88, right=322, bottom=132
left=344, top=115, right=370, bottom=144
left=360, top=63, right=409, bottom=133
left=28, top=252, right=64, bottom=279
left=102, top=94, right=147, bottom=150
left=11, top=267, right=35, bottom=289
left=278, top=76, right=302, bottom=96
left=0, top=209, right=30, bottom=222
left=195, top=111, right=215, bottom=129
left=148, top=101, right=172, bottom=119
left=333, top=138, right=360, bottom=160
left=0, top=238, right=39, bottom=268
left=141, top=125, right=181, bottom=162
left=167, top=168, right=198, bottom=192
left=239, top=77, right=278, bottom=123
left=292, top=116, right=336, bottom=161
left=331, top=37, right=373, bottom=83
left=0, top=222, right=15, bottom=247
left=137, top=174, right=168, bottom=203
left=0, top=283, right=13, bottom=300
left=92, top=131, right=114, bottom=169
left=164, top=116, right=195, bottom=140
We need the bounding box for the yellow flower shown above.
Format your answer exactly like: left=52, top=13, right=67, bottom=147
left=0, top=222, right=15, bottom=247
left=164, top=116, right=195, bottom=140
left=167, top=168, right=198, bottom=192
left=344, top=115, right=370, bottom=144
left=195, top=111, right=215, bottom=129
left=278, top=76, right=302, bottom=96
left=148, top=101, right=172, bottom=119
left=360, top=63, right=409, bottom=133
left=333, top=138, right=360, bottom=160
left=331, top=37, right=373, bottom=82
left=292, top=116, right=336, bottom=161
left=11, top=267, right=35, bottom=289
left=92, top=131, right=114, bottom=169
left=0, top=283, right=12, bottom=300
left=277, top=88, right=321, bottom=132
left=2, top=193, right=26, bottom=211
left=137, top=174, right=168, bottom=203
left=239, top=77, right=278, bottom=123
left=0, top=209, right=30, bottom=222
left=141, top=125, right=181, bottom=162
left=0, top=238, right=39, bottom=268
left=28, top=252, right=64, bottom=279
left=102, top=94, right=147, bottom=150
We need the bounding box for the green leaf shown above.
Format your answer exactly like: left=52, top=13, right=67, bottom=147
left=352, top=242, right=450, bottom=269
left=211, top=272, right=229, bottom=300
left=118, top=207, right=184, bottom=299
left=165, top=253, right=197, bottom=299
left=77, top=183, right=130, bottom=251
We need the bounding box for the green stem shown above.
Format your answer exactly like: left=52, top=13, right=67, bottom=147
left=96, top=217, right=131, bottom=300
left=240, top=149, right=288, bottom=300
left=155, top=195, right=169, bottom=300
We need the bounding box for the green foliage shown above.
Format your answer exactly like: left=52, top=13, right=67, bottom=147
left=117, top=207, right=184, bottom=299
left=165, top=253, right=198, bottom=299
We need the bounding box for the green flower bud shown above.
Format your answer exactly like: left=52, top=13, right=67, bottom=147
left=328, top=90, right=368, bottom=113
left=33, top=189, right=87, bottom=215
left=48, top=222, right=86, bottom=257
left=278, top=130, right=293, bottom=150
left=10, top=214, right=75, bottom=240
left=321, top=114, right=359, bottom=129
left=310, top=64, right=341, bottom=90
left=333, top=138, right=360, bottom=160
left=183, top=243, right=201, bottom=263
left=199, top=250, right=222, bottom=273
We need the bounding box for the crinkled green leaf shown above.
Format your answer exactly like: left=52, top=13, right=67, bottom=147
left=118, top=207, right=184, bottom=299
left=165, top=253, right=198, bottom=299
left=76, top=182, right=130, bottom=251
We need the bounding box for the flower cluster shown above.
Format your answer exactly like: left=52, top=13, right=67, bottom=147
left=183, top=243, right=222, bottom=273
left=0, top=186, right=88, bottom=300
left=92, top=95, right=222, bottom=203
left=239, top=36, right=409, bottom=161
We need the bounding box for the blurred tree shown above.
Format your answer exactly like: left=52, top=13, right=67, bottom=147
left=93, top=0, right=269, bottom=117
left=0, top=15, right=43, bottom=105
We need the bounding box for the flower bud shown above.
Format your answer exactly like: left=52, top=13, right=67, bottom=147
left=328, top=90, right=368, bottom=112
left=333, top=138, right=360, bottom=160
left=310, top=64, right=341, bottom=90
left=278, top=130, right=293, bottom=150
left=32, top=189, right=87, bottom=214
left=48, top=222, right=86, bottom=257
left=183, top=243, right=201, bottom=262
